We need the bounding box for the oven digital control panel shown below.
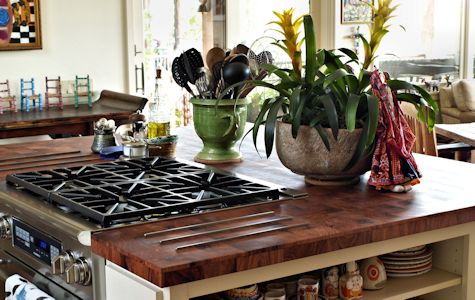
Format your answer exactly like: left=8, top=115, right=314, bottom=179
left=12, top=218, right=62, bottom=265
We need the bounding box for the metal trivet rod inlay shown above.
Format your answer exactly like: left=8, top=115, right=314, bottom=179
left=144, top=211, right=275, bottom=237
left=175, top=223, right=309, bottom=250
left=156, top=216, right=293, bottom=244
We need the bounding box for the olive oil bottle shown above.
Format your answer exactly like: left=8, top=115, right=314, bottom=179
left=148, top=70, right=170, bottom=138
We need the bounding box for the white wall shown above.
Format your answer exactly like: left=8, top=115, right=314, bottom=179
left=0, top=0, right=128, bottom=102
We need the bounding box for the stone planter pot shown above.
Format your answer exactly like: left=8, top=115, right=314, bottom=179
left=275, top=121, right=371, bottom=185
left=190, top=98, right=251, bottom=164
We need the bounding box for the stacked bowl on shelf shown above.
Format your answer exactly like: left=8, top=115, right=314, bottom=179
left=380, top=245, right=433, bottom=277
left=224, top=284, right=262, bottom=300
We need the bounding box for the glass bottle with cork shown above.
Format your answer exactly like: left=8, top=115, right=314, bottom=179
left=148, top=68, right=170, bottom=138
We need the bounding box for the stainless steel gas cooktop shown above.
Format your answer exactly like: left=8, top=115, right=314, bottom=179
left=6, top=157, right=286, bottom=227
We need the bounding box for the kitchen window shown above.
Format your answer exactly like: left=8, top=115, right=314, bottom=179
left=332, top=0, right=474, bottom=81
left=469, top=0, right=475, bottom=78
left=376, top=0, right=464, bottom=84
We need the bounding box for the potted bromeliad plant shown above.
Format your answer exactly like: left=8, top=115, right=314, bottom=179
left=223, top=2, right=438, bottom=185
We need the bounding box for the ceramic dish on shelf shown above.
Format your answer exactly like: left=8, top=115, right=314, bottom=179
left=386, top=267, right=432, bottom=277
left=384, top=247, right=428, bottom=257
left=381, top=248, right=432, bottom=261
left=382, top=245, right=433, bottom=277
left=397, top=245, right=426, bottom=252
left=224, top=284, right=261, bottom=300
left=385, top=262, right=432, bottom=273
left=382, top=255, right=432, bottom=266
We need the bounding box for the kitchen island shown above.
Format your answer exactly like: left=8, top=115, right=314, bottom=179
left=89, top=126, right=475, bottom=300
left=0, top=90, right=147, bottom=139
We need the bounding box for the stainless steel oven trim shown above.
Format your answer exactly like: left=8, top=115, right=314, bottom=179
left=0, top=189, right=105, bottom=300
left=0, top=251, right=82, bottom=300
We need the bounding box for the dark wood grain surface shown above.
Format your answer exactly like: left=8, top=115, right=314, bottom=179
left=0, top=91, right=147, bottom=138
left=90, top=125, right=475, bottom=288
left=0, top=136, right=101, bottom=180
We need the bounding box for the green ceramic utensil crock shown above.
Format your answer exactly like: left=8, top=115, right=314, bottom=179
left=190, top=98, right=251, bottom=164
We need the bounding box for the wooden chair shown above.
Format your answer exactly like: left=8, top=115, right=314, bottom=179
left=45, top=76, right=63, bottom=109
left=400, top=102, right=472, bottom=160
left=74, top=75, right=92, bottom=108
left=0, top=80, right=17, bottom=114
left=20, top=78, right=42, bottom=112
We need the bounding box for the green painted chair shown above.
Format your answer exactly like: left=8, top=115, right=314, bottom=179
left=74, top=75, right=92, bottom=108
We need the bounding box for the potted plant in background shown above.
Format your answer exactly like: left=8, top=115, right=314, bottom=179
left=224, top=3, right=438, bottom=185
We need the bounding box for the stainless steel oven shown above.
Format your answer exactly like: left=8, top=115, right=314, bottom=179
left=0, top=189, right=105, bottom=300
left=0, top=250, right=81, bottom=299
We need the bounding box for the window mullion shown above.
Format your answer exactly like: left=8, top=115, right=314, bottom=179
left=460, top=0, right=473, bottom=78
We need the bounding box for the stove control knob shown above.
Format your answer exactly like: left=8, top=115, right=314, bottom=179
left=52, top=251, right=75, bottom=275
left=0, top=215, right=12, bottom=239
left=65, top=257, right=91, bottom=286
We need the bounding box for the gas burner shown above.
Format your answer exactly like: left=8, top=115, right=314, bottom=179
left=6, top=157, right=281, bottom=227
left=192, top=203, right=227, bottom=214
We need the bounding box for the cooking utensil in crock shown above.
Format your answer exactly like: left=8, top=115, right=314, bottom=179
left=181, top=48, right=204, bottom=84
left=206, top=47, right=226, bottom=70
left=172, top=57, right=196, bottom=97
left=223, top=62, right=251, bottom=99
left=196, top=68, right=212, bottom=99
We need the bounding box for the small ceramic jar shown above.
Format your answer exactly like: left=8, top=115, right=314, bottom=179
left=266, top=282, right=286, bottom=295
left=321, top=266, right=339, bottom=299
left=339, top=261, right=363, bottom=300
left=298, top=278, right=319, bottom=300
left=359, top=256, right=387, bottom=290
left=264, top=290, right=285, bottom=300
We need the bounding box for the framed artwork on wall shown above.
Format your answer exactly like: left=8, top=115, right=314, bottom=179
left=341, top=0, right=374, bottom=24
left=0, top=0, right=42, bottom=50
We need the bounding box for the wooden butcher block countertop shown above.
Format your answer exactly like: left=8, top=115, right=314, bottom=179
left=90, top=125, right=475, bottom=288
left=0, top=135, right=100, bottom=180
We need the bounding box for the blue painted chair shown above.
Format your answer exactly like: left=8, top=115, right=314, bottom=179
left=20, top=78, right=42, bottom=112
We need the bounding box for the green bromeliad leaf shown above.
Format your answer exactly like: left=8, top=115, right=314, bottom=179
left=344, top=118, right=370, bottom=171
left=345, top=94, right=360, bottom=132
left=264, top=97, right=286, bottom=157
left=290, top=87, right=303, bottom=138
left=304, top=15, right=316, bottom=85
left=366, top=94, right=379, bottom=146
left=314, top=124, right=331, bottom=150
left=323, top=68, right=349, bottom=89
left=319, top=94, right=339, bottom=139
left=260, top=63, right=293, bottom=82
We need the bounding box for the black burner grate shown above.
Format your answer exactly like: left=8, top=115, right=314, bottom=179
left=6, top=157, right=281, bottom=227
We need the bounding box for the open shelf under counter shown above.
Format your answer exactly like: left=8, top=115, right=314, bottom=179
left=364, top=268, right=461, bottom=300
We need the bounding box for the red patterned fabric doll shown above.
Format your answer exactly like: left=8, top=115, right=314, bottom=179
left=368, top=71, right=421, bottom=192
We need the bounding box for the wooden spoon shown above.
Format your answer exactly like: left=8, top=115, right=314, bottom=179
left=232, top=44, right=250, bottom=55
left=229, top=53, right=250, bottom=66
left=206, top=47, right=226, bottom=70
